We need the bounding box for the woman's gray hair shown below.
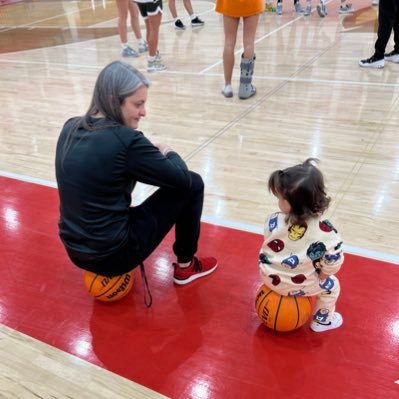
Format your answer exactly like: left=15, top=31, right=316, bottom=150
left=59, top=62, right=149, bottom=167
left=84, top=61, right=150, bottom=126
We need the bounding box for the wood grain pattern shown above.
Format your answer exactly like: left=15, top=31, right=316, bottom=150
left=0, top=0, right=398, bottom=396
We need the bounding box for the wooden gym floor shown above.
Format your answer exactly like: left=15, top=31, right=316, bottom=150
left=0, top=0, right=399, bottom=398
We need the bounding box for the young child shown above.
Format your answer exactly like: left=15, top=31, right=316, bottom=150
left=258, top=159, right=344, bottom=332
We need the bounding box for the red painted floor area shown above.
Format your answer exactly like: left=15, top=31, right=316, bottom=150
left=1, top=176, right=399, bottom=398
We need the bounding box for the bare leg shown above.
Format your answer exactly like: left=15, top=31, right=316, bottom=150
left=144, top=18, right=150, bottom=43
left=182, top=0, right=194, bottom=15
left=168, top=0, right=178, bottom=18
left=128, top=1, right=142, bottom=40
left=147, top=12, right=162, bottom=57
left=116, top=0, right=129, bottom=44
left=222, top=16, right=240, bottom=86
left=242, top=14, right=260, bottom=58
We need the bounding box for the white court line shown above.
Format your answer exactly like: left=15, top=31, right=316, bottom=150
left=200, top=14, right=303, bottom=74
left=1, top=58, right=398, bottom=89
left=395, top=380, right=399, bottom=384
left=200, top=0, right=335, bottom=75
left=202, top=215, right=399, bottom=265
left=1, top=170, right=398, bottom=266
left=0, top=170, right=57, bottom=188
left=0, top=4, right=94, bottom=33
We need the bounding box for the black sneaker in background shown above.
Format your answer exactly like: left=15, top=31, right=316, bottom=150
left=384, top=50, right=399, bottom=63
left=191, top=16, right=205, bottom=27
left=174, top=19, right=186, bottom=30
left=359, top=54, right=385, bottom=68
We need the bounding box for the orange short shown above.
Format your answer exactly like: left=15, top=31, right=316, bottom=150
left=215, top=0, right=264, bottom=18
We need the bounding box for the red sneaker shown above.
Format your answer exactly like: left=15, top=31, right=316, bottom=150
left=173, top=256, right=218, bottom=285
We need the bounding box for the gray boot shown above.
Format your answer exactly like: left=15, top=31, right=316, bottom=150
left=238, top=55, right=256, bottom=100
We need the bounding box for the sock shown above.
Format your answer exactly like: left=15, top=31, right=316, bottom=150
left=121, top=43, right=129, bottom=49
left=148, top=55, right=156, bottom=62
left=190, top=14, right=196, bottom=20
left=178, top=261, right=191, bottom=269
left=138, top=38, right=145, bottom=45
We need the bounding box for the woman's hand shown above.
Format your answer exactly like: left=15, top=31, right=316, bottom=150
left=154, top=142, right=173, bottom=156
left=319, top=271, right=329, bottom=281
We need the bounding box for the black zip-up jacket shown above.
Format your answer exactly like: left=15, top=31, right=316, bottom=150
left=55, top=117, right=192, bottom=257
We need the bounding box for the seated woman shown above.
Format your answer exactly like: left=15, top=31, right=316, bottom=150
left=55, top=61, right=217, bottom=293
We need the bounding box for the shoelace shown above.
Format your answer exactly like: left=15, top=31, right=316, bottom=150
left=140, top=263, right=152, bottom=308
left=191, top=256, right=202, bottom=272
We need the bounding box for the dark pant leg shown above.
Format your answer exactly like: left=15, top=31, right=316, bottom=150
left=67, top=171, right=204, bottom=276
left=129, top=171, right=204, bottom=264
left=393, top=0, right=399, bottom=51
left=375, top=0, right=396, bottom=56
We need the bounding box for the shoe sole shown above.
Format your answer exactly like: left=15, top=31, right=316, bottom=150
left=358, top=61, right=384, bottom=68
left=239, top=89, right=256, bottom=100
left=173, top=264, right=218, bottom=285
left=222, top=90, right=233, bottom=98
left=310, top=315, right=343, bottom=332
left=385, top=57, right=399, bottom=63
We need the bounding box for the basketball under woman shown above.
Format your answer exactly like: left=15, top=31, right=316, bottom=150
left=259, top=159, right=344, bottom=332
left=55, top=61, right=217, bottom=292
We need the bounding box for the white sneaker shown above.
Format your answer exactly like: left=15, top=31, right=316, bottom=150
left=359, top=55, right=385, bottom=68
left=294, top=2, right=304, bottom=12
left=147, top=56, right=166, bottom=73
left=339, top=4, right=353, bottom=14
left=221, top=84, right=233, bottom=98
left=138, top=41, right=148, bottom=53
left=384, top=50, right=399, bottom=63
left=304, top=4, right=312, bottom=15
left=310, top=312, right=343, bottom=332
left=122, top=45, right=139, bottom=58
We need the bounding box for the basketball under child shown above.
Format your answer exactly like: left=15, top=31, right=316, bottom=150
left=259, top=158, right=344, bottom=332
left=55, top=61, right=217, bottom=289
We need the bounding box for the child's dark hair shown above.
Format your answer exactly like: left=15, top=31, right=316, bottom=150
left=268, top=158, right=331, bottom=225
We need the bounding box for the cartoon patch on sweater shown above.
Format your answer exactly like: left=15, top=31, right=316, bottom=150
left=267, top=239, right=284, bottom=252
left=307, top=241, right=327, bottom=261
left=259, top=252, right=271, bottom=265
left=319, top=220, right=337, bottom=233
left=268, top=213, right=279, bottom=232
left=313, top=308, right=329, bottom=323
left=288, top=223, right=307, bottom=241
left=281, top=254, right=299, bottom=269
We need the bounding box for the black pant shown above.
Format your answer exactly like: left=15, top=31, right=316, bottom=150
left=68, top=171, right=204, bottom=276
left=375, top=0, right=399, bottom=57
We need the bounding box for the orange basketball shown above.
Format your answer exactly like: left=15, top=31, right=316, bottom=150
left=84, top=271, right=134, bottom=302
left=255, top=284, right=312, bottom=332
